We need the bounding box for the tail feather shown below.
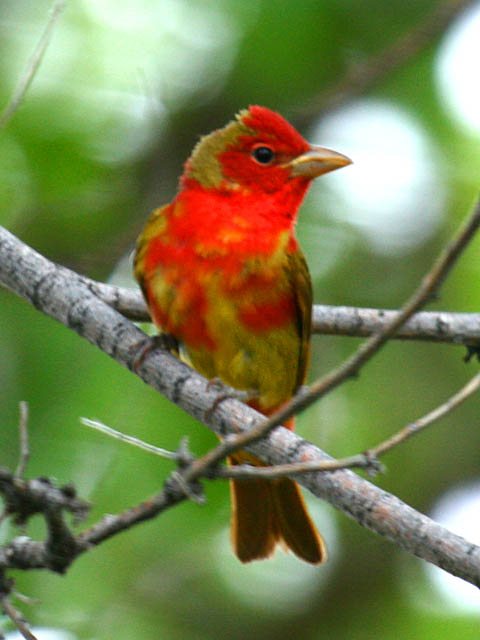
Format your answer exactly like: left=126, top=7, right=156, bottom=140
left=270, top=476, right=326, bottom=564
left=229, top=469, right=278, bottom=562
left=228, top=453, right=326, bottom=564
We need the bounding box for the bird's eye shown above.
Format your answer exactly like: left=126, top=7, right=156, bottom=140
left=252, top=146, right=275, bottom=165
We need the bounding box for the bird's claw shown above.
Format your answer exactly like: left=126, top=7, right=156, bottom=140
left=132, top=333, right=179, bottom=373
left=204, top=378, right=259, bottom=420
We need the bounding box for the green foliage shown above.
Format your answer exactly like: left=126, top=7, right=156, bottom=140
left=1, top=1, right=479, bottom=638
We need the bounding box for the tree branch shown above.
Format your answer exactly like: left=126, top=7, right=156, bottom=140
left=1, top=594, right=38, bottom=640
left=312, top=304, right=480, bottom=346
left=0, top=469, right=89, bottom=530
left=212, top=369, right=480, bottom=479
left=88, top=280, right=480, bottom=348
left=14, top=402, right=30, bottom=479
left=1, top=223, right=480, bottom=586
left=200, top=195, right=480, bottom=463
left=80, top=363, right=480, bottom=485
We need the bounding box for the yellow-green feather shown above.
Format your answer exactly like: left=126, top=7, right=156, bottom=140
left=185, top=244, right=312, bottom=412
left=186, top=110, right=255, bottom=188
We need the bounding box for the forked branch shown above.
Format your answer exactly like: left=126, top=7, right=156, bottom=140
left=1, top=201, right=480, bottom=587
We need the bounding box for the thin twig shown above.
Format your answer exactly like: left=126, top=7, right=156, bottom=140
left=0, top=0, right=67, bottom=132
left=15, top=402, right=29, bottom=479
left=169, top=471, right=205, bottom=504
left=81, top=419, right=371, bottom=475
left=295, top=0, right=475, bottom=123
left=76, top=370, right=480, bottom=482
left=213, top=456, right=375, bottom=479
left=1, top=596, right=38, bottom=640
left=211, top=370, right=480, bottom=480
left=193, top=195, right=480, bottom=469
left=80, top=418, right=178, bottom=460
left=78, top=418, right=374, bottom=477
left=78, top=417, right=376, bottom=476
left=13, top=591, right=39, bottom=606
left=371, top=370, right=480, bottom=458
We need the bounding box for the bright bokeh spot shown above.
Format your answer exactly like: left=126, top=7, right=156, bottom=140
left=2, top=0, right=240, bottom=165
left=436, top=2, right=480, bottom=133
left=308, top=101, right=446, bottom=255
left=5, top=629, right=77, bottom=640
left=216, top=499, right=337, bottom=612
left=426, top=482, right=480, bottom=612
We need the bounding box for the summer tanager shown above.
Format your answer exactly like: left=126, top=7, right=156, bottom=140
left=134, top=106, right=351, bottom=564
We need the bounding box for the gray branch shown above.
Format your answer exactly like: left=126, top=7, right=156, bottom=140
left=89, top=278, right=480, bottom=347
left=0, top=225, right=479, bottom=587
left=312, top=304, right=480, bottom=346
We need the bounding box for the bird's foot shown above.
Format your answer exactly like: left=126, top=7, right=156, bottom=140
left=204, top=378, right=259, bottom=420
left=132, top=333, right=179, bottom=373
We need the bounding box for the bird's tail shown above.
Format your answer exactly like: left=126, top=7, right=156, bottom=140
left=228, top=419, right=326, bottom=564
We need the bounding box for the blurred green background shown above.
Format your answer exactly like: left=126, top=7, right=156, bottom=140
left=1, top=0, right=480, bottom=638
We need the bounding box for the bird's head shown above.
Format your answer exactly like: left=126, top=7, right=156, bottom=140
left=182, top=105, right=351, bottom=196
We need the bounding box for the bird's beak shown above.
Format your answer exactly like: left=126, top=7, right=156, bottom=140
left=288, top=145, right=352, bottom=179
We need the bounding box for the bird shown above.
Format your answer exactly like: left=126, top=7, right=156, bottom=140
left=134, top=105, right=351, bottom=563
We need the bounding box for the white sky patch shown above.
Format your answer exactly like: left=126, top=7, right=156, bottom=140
left=435, top=2, right=480, bottom=133
left=308, top=101, right=446, bottom=255
left=426, top=482, right=480, bottom=612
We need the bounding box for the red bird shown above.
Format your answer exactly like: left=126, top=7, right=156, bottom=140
left=135, top=106, right=351, bottom=563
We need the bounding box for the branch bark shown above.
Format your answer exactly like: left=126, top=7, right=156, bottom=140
left=312, top=304, right=480, bottom=346
left=1, top=224, right=480, bottom=587
left=190, top=196, right=480, bottom=459
left=88, top=280, right=480, bottom=348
